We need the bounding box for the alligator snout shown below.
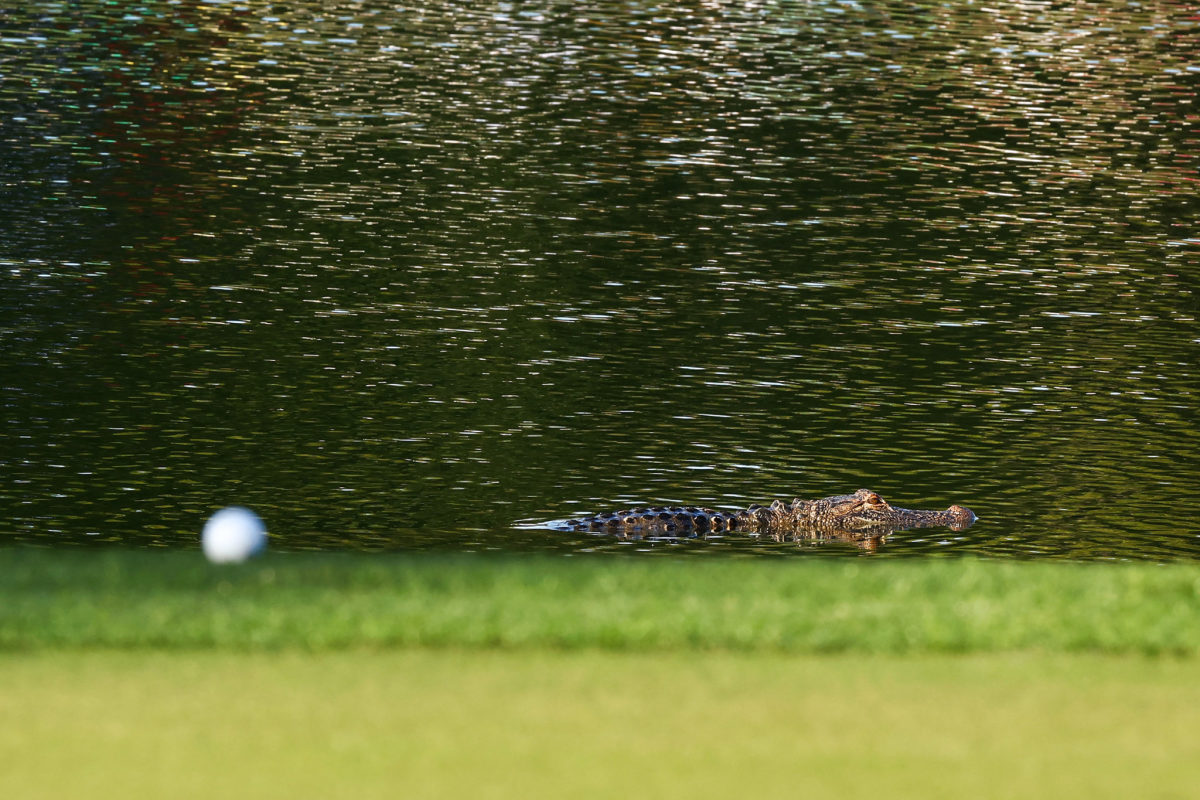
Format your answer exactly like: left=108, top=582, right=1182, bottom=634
left=947, top=505, right=977, bottom=531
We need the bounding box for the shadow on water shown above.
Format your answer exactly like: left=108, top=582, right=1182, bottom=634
left=2, top=1, right=1198, bottom=559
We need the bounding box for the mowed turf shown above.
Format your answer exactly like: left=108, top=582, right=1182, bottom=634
left=2, top=649, right=1199, bottom=800
left=3, top=549, right=1200, bottom=798
left=3, top=549, right=1200, bottom=652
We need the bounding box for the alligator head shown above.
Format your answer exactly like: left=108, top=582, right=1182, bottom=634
left=818, top=488, right=977, bottom=532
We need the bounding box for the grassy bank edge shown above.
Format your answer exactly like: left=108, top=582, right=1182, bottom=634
left=3, top=548, right=1199, bottom=653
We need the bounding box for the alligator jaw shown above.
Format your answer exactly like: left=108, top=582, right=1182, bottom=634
left=839, top=504, right=978, bottom=532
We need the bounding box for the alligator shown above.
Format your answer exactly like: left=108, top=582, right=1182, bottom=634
left=547, top=488, right=976, bottom=539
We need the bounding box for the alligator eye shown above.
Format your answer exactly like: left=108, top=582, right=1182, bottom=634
left=867, top=493, right=883, bottom=504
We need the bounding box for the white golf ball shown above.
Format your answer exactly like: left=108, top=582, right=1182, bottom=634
left=201, top=506, right=267, bottom=563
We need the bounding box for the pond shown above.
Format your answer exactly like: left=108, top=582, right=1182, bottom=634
left=3, top=1, right=1198, bottom=559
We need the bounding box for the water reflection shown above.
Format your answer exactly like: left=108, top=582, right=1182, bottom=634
left=1, top=1, right=1197, bottom=559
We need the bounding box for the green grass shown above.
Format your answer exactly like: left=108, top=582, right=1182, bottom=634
left=2, top=649, right=1199, bottom=799
left=3, top=548, right=1200, bottom=653
left=4, top=550, right=1200, bottom=798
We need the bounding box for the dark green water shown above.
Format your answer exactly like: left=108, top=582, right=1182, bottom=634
left=3, top=1, right=1198, bottom=558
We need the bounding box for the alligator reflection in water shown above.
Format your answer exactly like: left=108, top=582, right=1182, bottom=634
left=535, top=489, right=976, bottom=548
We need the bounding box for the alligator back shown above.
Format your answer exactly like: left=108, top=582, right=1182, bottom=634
left=560, top=504, right=770, bottom=534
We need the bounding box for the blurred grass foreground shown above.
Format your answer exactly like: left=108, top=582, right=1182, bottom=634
left=4, top=551, right=1200, bottom=800
left=3, top=549, right=1200, bottom=653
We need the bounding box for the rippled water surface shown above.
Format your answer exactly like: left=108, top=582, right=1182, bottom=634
left=3, top=1, right=1198, bottom=559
